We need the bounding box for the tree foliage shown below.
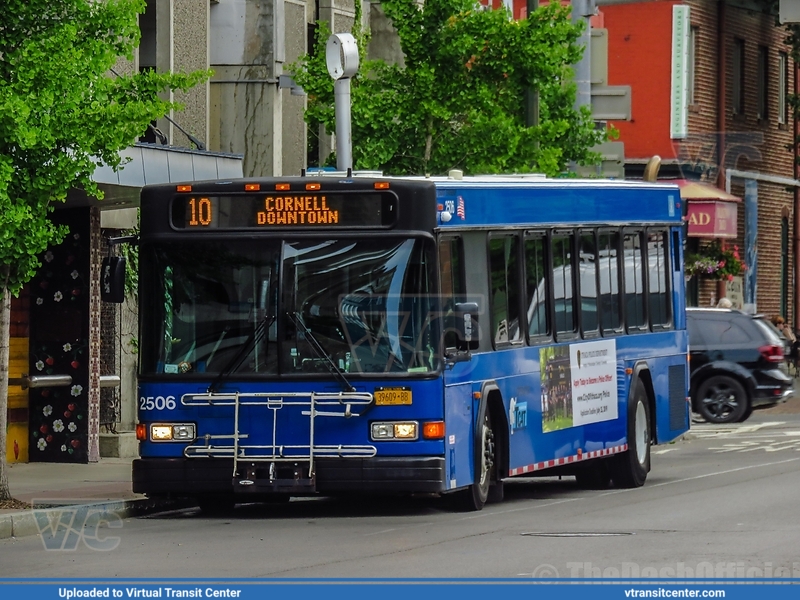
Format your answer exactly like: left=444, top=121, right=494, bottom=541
left=0, top=0, right=209, bottom=499
left=0, top=0, right=208, bottom=296
left=292, top=0, right=610, bottom=176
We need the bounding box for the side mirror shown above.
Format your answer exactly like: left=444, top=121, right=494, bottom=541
left=454, top=302, right=480, bottom=351
left=101, top=256, right=126, bottom=303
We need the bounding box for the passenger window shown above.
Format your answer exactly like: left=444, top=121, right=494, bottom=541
left=579, top=230, right=599, bottom=335
left=623, top=231, right=647, bottom=330
left=489, top=235, right=522, bottom=346
left=598, top=231, right=622, bottom=333
left=524, top=233, right=550, bottom=339
left=552, top=233, right=576, bottom=336
left=438, top=237, right=465, bottom=351
left=648, top=230, right=671, bottom=327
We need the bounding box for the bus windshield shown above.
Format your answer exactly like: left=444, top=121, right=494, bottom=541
left=139, top=237, right=440, bottom=377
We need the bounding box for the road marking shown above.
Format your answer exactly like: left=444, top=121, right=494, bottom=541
left=647, top=456, right=800, bottom=488
left=708, top=439, right=800, bottom=453
left=653, top=448, right=677, bottom=455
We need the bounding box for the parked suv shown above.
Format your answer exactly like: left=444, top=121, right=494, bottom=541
left=687, top=308, right=793, bottom=423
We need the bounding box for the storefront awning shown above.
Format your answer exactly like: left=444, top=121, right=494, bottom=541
left=675, top=180, right=741, bottom=239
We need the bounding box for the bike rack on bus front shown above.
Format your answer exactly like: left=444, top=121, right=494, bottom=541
left=181, top=391, right=376, bottom=493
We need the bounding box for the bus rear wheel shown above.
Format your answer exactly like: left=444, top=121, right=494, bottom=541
left=197, top=494, right=236, bottom=515
left=452, top=408, right=495, bottom=511
left=610, top=379, right=650, bottom=488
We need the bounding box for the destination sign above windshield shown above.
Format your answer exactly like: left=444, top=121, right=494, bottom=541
left=172, top=192, right=396, bottom=230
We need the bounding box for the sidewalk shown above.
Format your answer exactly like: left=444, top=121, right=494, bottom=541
left=0, top=457, right=160, bottom=540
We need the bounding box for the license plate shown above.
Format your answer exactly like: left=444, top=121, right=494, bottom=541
left=374, top=387, right=412, bottom=405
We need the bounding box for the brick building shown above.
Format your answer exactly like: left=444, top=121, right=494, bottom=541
left=600, top=0, right=798, bottom=324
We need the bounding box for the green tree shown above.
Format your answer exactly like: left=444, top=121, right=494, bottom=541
left=293, top=0, right=610, bottom=176
left=0, top=0, right=208, bottom=501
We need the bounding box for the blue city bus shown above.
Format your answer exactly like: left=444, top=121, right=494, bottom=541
left=124, top=174, right=690, bottom=512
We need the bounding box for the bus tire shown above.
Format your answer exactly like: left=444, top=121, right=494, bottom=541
left=197, top=494, right=236, bottom=515
left=574, top=462, right=611, bottom=489
left=452, top=405, right=495, bottom=511
left=610, top=379, right=650, bottom=489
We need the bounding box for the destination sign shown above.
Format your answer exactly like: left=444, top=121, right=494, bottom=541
left=172, top=192, right=396, bottom=230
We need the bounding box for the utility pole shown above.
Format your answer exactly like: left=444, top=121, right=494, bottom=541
left=325, top=33, right=359, bottom=172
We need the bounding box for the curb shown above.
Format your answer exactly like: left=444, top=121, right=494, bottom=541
left=0, top=497, right=194, bottom=541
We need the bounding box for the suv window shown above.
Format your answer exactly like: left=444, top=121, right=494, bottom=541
left=753, top=318, right=784, bottom=344
left=688, top=313, right=753, bottom=346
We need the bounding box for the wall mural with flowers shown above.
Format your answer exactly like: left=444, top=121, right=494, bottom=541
left=28, top=208, right=90, bottom=463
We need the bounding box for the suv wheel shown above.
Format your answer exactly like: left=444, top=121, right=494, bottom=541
left=695, top=375, right=748, bottom=423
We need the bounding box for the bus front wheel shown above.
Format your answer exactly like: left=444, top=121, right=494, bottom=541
left=452, top=407, right=495, bottom=511
left=610, top=379, right=650, bottom=488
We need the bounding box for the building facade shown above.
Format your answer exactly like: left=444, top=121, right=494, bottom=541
left=601, top=0, right=797, bottom=322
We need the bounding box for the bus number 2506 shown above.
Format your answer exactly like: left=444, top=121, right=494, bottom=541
left=139, top=396, right=177, bottom=411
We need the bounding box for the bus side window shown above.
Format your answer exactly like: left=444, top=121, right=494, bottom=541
left=551, top=232, right=576, bottom=337
left=488, top=234, right=522, bottom=346
left=579, top=229, right=599, bottom=336
left=648, top=229, right=672, bottom=328
left=598, top=230, right=622, bottom=334
left=624, top=230, right=647, bottom=331
left=439, top=237, right=465, bottom=351
left=524, top=233, right=550, bottom=340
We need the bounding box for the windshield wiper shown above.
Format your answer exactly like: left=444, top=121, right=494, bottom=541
left=207, top=314, right=275, bottom=393
left=289, top=311, right=355, bottom=392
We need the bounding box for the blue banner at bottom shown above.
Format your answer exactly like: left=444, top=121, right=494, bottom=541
left=1, top=582, right=800, bottom=600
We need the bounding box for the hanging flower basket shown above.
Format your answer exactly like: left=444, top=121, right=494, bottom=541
left=685, top=241, right=746, bottom=282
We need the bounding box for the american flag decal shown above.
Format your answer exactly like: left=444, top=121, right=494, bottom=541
left=456, top=196, right=466, bottom=219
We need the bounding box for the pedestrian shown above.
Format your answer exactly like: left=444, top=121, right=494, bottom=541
left=717, top=297, right=732, bottom=308
left=772, top=315, right=796, bottom=344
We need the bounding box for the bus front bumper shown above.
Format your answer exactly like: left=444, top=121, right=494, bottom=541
left=132, top=457, right=447, bottom=497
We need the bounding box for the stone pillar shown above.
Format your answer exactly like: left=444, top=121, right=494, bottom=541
left=156, top=0, right=210, bottom=149
left=209, top=0, right=307, bottom=176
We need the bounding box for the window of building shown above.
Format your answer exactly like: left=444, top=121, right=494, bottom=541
left=782, top=217, right=789, bottom=319
left=732, top=39, right=745, bottom=115
left=779, top=52, right=788, bottom=125
left=757, top=45, right=769, bottom=120
left=688, top=26, right=698, bottom=105
left=489, top=234, right=521, bottom=346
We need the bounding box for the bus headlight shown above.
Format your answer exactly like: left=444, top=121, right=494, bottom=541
left=149, top=423, right=196, bottom=442
left=371, top=421, right=418, bottom=441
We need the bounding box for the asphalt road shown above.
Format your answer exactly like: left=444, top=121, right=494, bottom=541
left=1, top=411, right=799, bottom=580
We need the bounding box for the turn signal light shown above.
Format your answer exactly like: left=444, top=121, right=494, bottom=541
left=423, top=421, right=445, bottom=440
left=136, top=423, right=147, bottom=441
